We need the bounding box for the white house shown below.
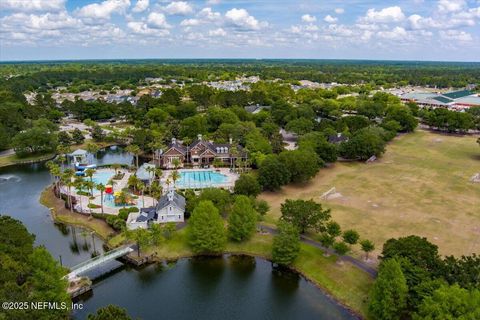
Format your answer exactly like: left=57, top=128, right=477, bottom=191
left=126, top=190, right=185, bottom=230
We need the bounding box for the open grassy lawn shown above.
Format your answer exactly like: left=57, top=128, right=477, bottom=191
left=260, top=130, right=480, bottom=260
left=0, top=152, right=55, bottom=168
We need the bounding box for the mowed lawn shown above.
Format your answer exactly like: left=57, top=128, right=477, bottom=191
left=260, top=130, right=480, bottom=259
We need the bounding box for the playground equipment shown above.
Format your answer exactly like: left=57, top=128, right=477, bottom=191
left=74, top=163, right=97, bottom=176
left=105, top=184, right=114, bottom=201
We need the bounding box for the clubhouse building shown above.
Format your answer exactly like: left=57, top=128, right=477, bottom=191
left=160, top=134, right=247, bottom=169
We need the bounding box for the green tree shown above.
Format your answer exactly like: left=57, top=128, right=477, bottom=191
left=234, top=174, right=261, bottom=197
left=188, top=201, right=226, bottom=254
left=228, top=195, right=257, bottom=242
left=258, top=154, right=290, bottom=191
left=342, top=229, right=360, bottom=245
left=279, top=149, right=321, bottom=183
left=125, top=144, right=141, bottom=168
left=360, top=239, right=375, bottom=260
left=339, top=127, right=388, bottom=160
left=369, top=259, right=408, bottom=320
left=413, top=284, right=480, bottom=320
left=58, top=131, right=72, bottom=145
left=326, top=221, right=342, bottom=238
left=280, top=199, right=331, bottom=233
left=272, top=221, right=300, bottom=266
left=333, top=241, right=350, bottom=255
left=381, top=235, right=441, bottom=273
left=87, top=305, right=132, bottom=320
left=96, top=183, right=106, bottom=214
left=71, top=128, right=85, bottom=144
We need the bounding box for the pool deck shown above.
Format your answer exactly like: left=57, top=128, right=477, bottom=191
left=161, top=168, right=239, bottom=190
left=61, top=168, right=155, bottom=215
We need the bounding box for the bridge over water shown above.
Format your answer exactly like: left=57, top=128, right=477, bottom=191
left=66, top=245, right=134, bottom=280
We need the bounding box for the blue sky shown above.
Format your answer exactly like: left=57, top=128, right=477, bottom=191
left=1, top=0, right=479, bottom=61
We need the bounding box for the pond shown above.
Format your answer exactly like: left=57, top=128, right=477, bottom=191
left=0, top=147, right=357, bottom=320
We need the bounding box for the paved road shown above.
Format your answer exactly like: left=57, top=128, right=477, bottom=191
left=259, top=225, right=378, bottom=277
left=0, top=149, right=14, bottom=157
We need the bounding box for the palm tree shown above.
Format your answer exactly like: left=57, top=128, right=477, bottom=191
left=112, top=163, right=121, bottom=176
left=150, top=182, right=162, bottom=206
left=62, top=168, right=75, bottom=211
left=137, top=180, right=145, bottom=207
left=56, top=144, right=71, bottom=167
left=165, top=178, right=171, bottom=191
left=84, top=168, right=95, bottom=195
left=117, top=191, right=128, bottom=209
left=172, top=158, right=181, bottom=169
left=125, top=144, right=141, bottom=168
left=155, top=168, right=163, bottom=183
left=96, top=183, right=106, bottom=214
left=230, top=145, right=239, bottom=171
left=170, top=170, right=180, bottom=190
left=74, top=176, right=85, bottom=213
left=48, top=162, right=62, bottom=197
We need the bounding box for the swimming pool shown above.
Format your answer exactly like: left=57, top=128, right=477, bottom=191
left=92, top=170, right=115, bottom=185
left=176, top=170, right=229, bottom=189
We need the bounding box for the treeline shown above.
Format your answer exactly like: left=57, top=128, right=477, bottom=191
left=369, top=235, right=479, bottom=319
left=0, top=216, right=70, bottom=319
left=419, top=106, right=480, bottom=132
left=2, top=60, right=479, bottom=89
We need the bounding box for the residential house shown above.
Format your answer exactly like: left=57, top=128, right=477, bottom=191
left=126, top=189, right=185, bottom=230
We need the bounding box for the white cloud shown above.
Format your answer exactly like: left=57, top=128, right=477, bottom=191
left=0, top=0, right=66, bottom=12
left=377, top=26, right=408, bottom=40
left=335, top=8, right=345, bottom=14
left=225, top=8, right=267, bottom=30
left=147, top=12, right=171, bottom=29
left=197, top=7, right=221, bottom=21
left=76, top=0, right=130, bottom=20
left=439, top=29, right=472, bottom=41
left=180, top=18, right=200, bottom=26
left=324, top=15, right=337, bottom=23
left=127, top=21, right=169, bottom=35
left=164, top=1, right=193, bottom=15
left=301, top=14, right=317, bottom=23
left=361, top=6, right=405, bottom=23
left=437, top=0, right=466, bottom=13
left=206, top=0, right=221, bottom=4
left=132, top=0, right=149, bottom=13
left=0, top=12, right=78, bottom=32
left=209, top=28, right=226, bottom=36
left=408, top=13, right=475, bottom=30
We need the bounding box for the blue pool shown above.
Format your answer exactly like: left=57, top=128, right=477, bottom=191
left=91, top=170, right=115, bottom=185
left=177, top=170, right=229, bottom=188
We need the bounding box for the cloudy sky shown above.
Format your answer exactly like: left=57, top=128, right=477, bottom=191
left=1, top=0, right=479, bottom=61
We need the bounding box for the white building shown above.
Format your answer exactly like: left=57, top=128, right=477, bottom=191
left=126, top=190, right=185, bottom=230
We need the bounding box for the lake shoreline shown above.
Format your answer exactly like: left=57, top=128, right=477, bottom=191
left=41, top=184, right=368, bottom=319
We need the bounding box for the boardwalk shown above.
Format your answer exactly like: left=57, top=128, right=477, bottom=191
left=66, top=245, right=134, bottom=279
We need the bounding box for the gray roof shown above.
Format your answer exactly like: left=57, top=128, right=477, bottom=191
left=156, top=191, right=186, bottom=211
left=244, top=105, right=271, bottom=114
left=135, top=207, right=156, bottom=222
left=454, top=95, right=480, bottom=105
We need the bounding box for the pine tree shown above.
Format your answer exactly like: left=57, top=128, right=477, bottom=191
left=188, top=200, right=226, bottom=254
left=228, top=195, right=257, bottom=242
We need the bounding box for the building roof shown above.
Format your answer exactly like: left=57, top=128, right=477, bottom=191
left=433, top=96, right=453, bottom=104
left=135, top=207, right=156, bottom=222
left=136, top=163, right=156, bottom=181
left=156, top=190, right=186, bottom=211
left=328, top=133, right=349, bottom=144
left=400, top=92, right=438, bottom=100
left=454, top=95, right=480, bottom=106
left=70, top=149, right=88, bottom=156
left=442, top=90, right=472, bottom=100
left=244, top=104, right=271, bottom=114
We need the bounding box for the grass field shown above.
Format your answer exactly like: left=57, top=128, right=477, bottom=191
left=0, top=152, right=55, bottom=168
left=260, top=130, right=480, bottom=259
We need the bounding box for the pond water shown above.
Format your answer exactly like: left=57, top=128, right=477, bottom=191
left=0, top=147, right=357, bottom=320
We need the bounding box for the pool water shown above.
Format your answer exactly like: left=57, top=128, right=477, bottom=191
left=91, top=170, right=116, bottom=185
left=177, top=170, right=228, bottom=188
